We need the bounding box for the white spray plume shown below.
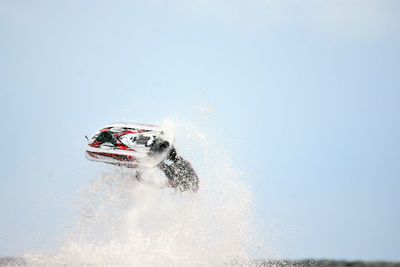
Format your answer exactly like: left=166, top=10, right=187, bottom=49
left=24, top=119, right=275, bottom=266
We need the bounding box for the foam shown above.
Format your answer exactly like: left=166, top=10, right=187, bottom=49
left=24, top=119, right=263, bottom=266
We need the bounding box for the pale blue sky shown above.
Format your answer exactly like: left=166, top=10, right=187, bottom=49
left=1, top=0, right=399, bottom=261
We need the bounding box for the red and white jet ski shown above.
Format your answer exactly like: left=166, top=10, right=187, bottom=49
left=85, top=122, right=174, bottom=168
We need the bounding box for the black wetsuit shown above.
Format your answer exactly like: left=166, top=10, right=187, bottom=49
left=157, top=147, right=199, bottom=192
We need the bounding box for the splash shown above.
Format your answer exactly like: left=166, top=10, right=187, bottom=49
left=24, top=120, right=262, bottom=267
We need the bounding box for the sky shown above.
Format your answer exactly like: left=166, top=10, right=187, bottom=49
left=1, top=0, right=400, bottom=261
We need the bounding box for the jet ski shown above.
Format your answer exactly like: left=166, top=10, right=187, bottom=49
left=85, top=122, right=174, bottom=168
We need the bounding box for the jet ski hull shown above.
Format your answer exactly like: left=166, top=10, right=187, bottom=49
left=85, top=122, right=174, bottom=168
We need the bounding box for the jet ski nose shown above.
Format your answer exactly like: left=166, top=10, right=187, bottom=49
left=95, top=131, right=116, bottom=144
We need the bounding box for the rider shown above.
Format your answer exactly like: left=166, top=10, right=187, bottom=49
left=136, top=146, right=199, bottom=192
